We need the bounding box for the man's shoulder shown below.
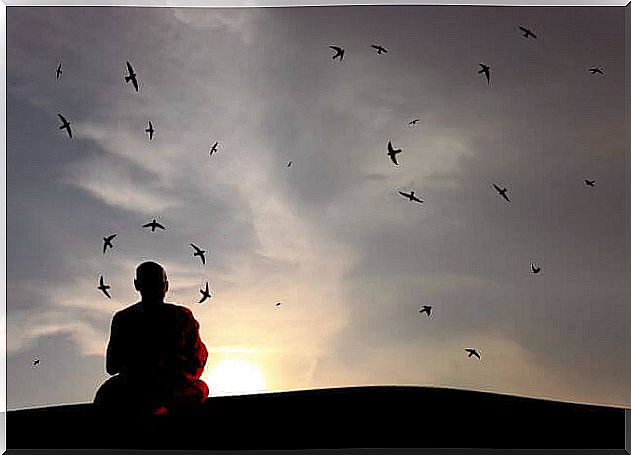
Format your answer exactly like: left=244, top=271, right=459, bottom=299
left=164, top=302, right=194, bottom=316
left=114, top=302, right=143, bottom=319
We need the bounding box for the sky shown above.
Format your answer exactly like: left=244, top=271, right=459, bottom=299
left=6, top=5, right=629, bottom=410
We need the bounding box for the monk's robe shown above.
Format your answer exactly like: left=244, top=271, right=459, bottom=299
left=94, top=302, right=208, bottom=414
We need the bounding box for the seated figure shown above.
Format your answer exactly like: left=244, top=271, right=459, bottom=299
left=94, top=261, right=209, bottom=415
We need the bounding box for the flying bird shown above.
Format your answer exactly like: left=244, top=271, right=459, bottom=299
left=408, top=119, right=420, bottom=126
left=419, top=305, right=432, bottom=317
left=143, top=219, right=165, bottom=232
left=329, top=45, right=345, bottom=61
left=589, top=67, right=605, bottom=75
left=398, top=190, right=423, bottom=203
left=287, top=161, right=293, bottom=168
left=145, top=121, right=154, bottom=140
left=531, top=262, right=541, bottom=274
left=518, top=26, right=537, bottom=39
left=56, top=62, right=62, bottom=80
left=33, top=358, right=40, bottom=367
left=387, top=141, right=402, bottom=165
left=57, top=113, right=72, bottom=139
left=190, top=243, right=207, bottom=265
left=276, top=302, right=283, bottom=307
left=98, top=276, right=111, bottom=299
left=585, top=179, right=596, bottom=187
left=478, top=63, right=491, bottom=85
left=209, top=141, right=219, bottom=156
left=371, top=44, right=388, bottom=54
left=102, top=234, right=117, bottom=254
left=124, top=61, right=139, bottom=92
left=199, top=282, right=211, bottom=304
left=492, top=183, right=511, bottom=203
left=465, top=348, right=481, bottom=360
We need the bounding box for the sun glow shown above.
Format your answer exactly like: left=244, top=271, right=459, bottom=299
left=203, top=359, right=267, bottom=396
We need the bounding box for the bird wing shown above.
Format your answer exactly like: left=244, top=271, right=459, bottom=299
left=58, top=113, right=67, bottom=124
left=398, top=191, right=409, bottom=198
left=390, top=154, right=399, bottom=165
left=103, top=288, right=111, bottom=298
left=492, top=184, right=502, bottom=193
left=132, top=77, right=139, bottom=92
left=191, top=243, right=201, bottom=252
left=126, top=61, right=134, bottom=74
left=103, top=242, right=107, bottom=254
left=502, top=193, right=511, bottom=202
left=99, top=276, right=104, bottom=286
left=142, top=222, right=152, bottom=228
left=201, top=254, right=206, bottom=265
left=329, top=46, right=342, bottom=52
left=156, top=222, right=165, bottom=229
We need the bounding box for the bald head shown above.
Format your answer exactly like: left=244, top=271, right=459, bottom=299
left=134, top=261, right=169, bottom=303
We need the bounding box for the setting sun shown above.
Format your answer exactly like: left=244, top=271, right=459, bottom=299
left=203, top=359, right=267, bottom=396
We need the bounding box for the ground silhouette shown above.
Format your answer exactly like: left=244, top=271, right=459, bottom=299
left=8, top=386, right=624, bottom=450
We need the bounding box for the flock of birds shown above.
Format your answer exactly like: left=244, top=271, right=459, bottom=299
left=96, top=219, right=213, bottom=303
left=32, top=22, right=606, bottom=371
left=326, top=25, right=602, bottom=362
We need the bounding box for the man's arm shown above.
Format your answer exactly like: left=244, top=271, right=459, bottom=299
left=105, top=314, right=122, bottom=375
left=177, top=309, right=208, bottom=382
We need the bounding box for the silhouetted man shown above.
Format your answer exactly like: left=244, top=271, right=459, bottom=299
left=94, top=261, right=209, bottom=415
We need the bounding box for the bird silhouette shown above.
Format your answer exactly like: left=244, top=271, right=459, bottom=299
left=56, top=62, right=62, bottom=80
left=387, top=141, right=402, bottom=165
left=531, top=262, right=541, bottom=274
left=478, top=64, right=491, bottom=85
left=125, top=61, right=139, bottom=92
left=145, top=121, right=154, bottom=140
left=190, top=243, right=207, bottom=265
left=371, top=44, right=388, bottom=54
left=199, top=282, right=211, bottom=304
left=276, top=302, right=282, bottom=307
left=102, top=234, right=117, bottom=254
left=585, top=179, right=596, bottom=187
left=518, top=26, right=537, bottom=39
left=465, top=348, right=481, bottom=360
left=209, top=141, right=219, bottom=156
left=98, top=276, right=111, bottom=299
left=589, top=67, right=605, bottom=75
left=287, top=161, right=292, bottom=168
left=57, top=113, right=72, bottom=139
left=419, top=305, right=432, bottom=317
left=329, top=45, right=345, bottom=61
left=408, top=119, right=420, bottom=126
left=33, top=358, right=40, bottom=366
left=492, top=183, right=511, bottom=202
left=398, top=190, right=423, bottom=203
left=143, top=219, right=165, bottom=232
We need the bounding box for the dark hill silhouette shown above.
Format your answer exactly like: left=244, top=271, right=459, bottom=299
left=7, top=386, right=624, bottom=450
